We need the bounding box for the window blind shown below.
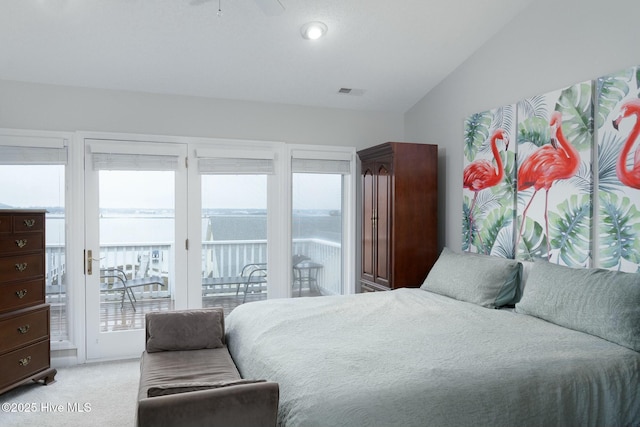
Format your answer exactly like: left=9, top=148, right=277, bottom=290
left=0, top=145, right=68, bottom=165
left=91, top=153, right=179, bottom=171
left=291, top=158, right=351, bottom=174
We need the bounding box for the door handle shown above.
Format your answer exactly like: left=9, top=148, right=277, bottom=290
left=85, top=250, right=102, bottom=275
left=86, top=250, right=93, bottom=275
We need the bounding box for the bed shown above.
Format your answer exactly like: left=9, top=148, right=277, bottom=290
left=226, top=248, right=640, bottom=427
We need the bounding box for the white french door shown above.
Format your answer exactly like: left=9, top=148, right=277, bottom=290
left=84, top=138, right=188, bottom=360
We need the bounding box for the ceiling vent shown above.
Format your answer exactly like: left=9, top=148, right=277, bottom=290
left=337, top=88, right=365, bottom=96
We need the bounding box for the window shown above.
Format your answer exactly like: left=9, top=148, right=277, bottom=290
left=291, top=149, right=354, bottom=297
left=0, top=136, right=69, bottom=341
left=197, top=149, right=274, bottom=314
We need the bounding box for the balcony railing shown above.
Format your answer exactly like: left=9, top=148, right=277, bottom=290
left=45, top=238, right=342, bottom=301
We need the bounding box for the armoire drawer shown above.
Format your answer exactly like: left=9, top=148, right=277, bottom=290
left=0, top=305, right=50, bottom=353
left=0, top=233, right=44, bottom=255
left=0, top=340, right=50, bottom=391
left=0, top=253, right=44, bottom=284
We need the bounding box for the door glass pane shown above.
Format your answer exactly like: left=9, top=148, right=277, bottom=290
left=292, top=173, right=343, bottom=297
left=98, top=170, right=174, bottom=331
left=201, top=175, right=267, bottom=315
left=0, top=165, right=67, bottom=341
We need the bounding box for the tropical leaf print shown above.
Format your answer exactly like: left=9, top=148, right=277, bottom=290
left=517, top=217, right=548, bottom=261
left=598, top=131, right=626, bottom=193
left=461, top=196, right=473, bottom=252
left=596, top=68, right=632, bottom=129
left=548, top=194, right=591, bottom=266
left=555, top=82, right=593, bottom=151
left=565, top=161, right=592, bottom=195
left=478, top=206, right=514, bottom=255
left=598, top=192, right=640, bottom=269
left=464, top=112, right=492, bottom=160
left=517, top=116, right=549, bottom=148
left=491, top=104, right=516, bottom=137
left=498, top=151, right=517, bottom=200
left=472, top=189, right=501, bottom=221
left=517, top=95, right=547, bottom=119
left=491, top=151, right=517, bottom=199
left=492, top=225, right=515, bottom=259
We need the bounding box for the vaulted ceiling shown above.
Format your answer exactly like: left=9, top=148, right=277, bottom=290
left=1, top=0, right=533, bottom=112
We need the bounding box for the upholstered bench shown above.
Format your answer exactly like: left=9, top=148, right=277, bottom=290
left=136, top=308, right=279, bottom=427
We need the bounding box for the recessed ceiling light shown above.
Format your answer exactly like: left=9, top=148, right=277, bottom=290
left=300, top=21, right=328, bottom=40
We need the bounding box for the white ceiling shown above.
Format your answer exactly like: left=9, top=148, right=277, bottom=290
left=0, top=0, right=533, bottom=113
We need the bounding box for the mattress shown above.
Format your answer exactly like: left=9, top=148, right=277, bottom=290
left=226, top=288, right=640, bottom=427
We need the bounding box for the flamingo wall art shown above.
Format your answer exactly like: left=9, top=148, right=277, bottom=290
left=464, top=64, right=640, bottom=273
left=596, top=65, right=640, bottom=272
left=462, top=106, right=516, bottom=257
left=515, top=82, right=593, bottom=266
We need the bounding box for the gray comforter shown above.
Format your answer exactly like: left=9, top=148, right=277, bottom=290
left=226, top=288, right=640, bottom=427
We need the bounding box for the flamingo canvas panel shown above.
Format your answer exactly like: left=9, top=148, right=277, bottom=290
left=596, top=65, right=640, bottom=272
left=462, top=104, right=517, bottom=257
left=515, top=81, right=593, bottom=266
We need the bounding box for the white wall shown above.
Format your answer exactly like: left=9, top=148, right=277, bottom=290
left=0, top=79, right=403, bottom=149
left=404, top=0, right=640, bottom=250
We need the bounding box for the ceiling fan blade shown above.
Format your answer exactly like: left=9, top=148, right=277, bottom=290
left=253, top=0, right=285, bottom=16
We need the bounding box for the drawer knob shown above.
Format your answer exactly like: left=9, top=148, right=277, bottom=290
left=15, top=239, right=28, bottom=248
left=18, top=356, right=31, bottom=367
left=15, top=289, right=28, bottom=298
left=17, top=324, right=30, bottom=334
left=23, top=219, right=36, bottom=228
left=15, top=263, right=28, bottom=272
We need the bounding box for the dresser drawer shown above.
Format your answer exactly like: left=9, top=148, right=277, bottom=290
left=12, top=214, right=45, bottom=233
left=0, top=305, right=49, bottom=353
left=0, top=214, right=11, bottom=234
left=0, top=279, right=45, bottom=314
left=0, top=253, right=44, bottom=284
left=0, top=340, right=50, bottom=391
left=0, top=233, right=44, bottom=255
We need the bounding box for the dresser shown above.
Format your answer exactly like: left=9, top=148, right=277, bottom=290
left=358, top=142, right=438, bottom=292
left=0, top=210, right=56, bottom=394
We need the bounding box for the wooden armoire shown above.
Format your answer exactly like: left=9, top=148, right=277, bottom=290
left=0, top=210, right=57, bottom=394
left=358, top=142, right=438, bottom=292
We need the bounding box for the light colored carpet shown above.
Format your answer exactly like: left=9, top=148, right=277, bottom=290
left=0, top=358, right=140, bottom=427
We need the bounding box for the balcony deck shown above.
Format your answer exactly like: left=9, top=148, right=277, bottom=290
left=49, top=287, right=322, bottom=335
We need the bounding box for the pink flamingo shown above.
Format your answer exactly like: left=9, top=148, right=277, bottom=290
left=463, top=129, right=509, bottom=250
left=517, top=111, right=580, bottom=257
left=612, top=98, right=640, bottom=188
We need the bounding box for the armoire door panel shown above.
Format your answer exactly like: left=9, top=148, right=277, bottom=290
left=361, top=166, right=375, bottom=282
left=375, top=165, right=390, bottom=286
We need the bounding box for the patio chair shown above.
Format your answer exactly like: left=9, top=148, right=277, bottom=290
left=100, top=265, right=165, bottom=311
left=202, top=262, right=267, bottom=303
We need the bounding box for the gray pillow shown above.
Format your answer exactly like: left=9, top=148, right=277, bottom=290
left=147, top=379, right=265, bottom=397
left=516, top=261, right=640, bottom=352
left=146, top=308, right=225, bottom=353
left=421, top=247, right=522, bottom=308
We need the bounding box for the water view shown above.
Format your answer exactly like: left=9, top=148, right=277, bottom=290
left=42, top=209, right=342, bottom=245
